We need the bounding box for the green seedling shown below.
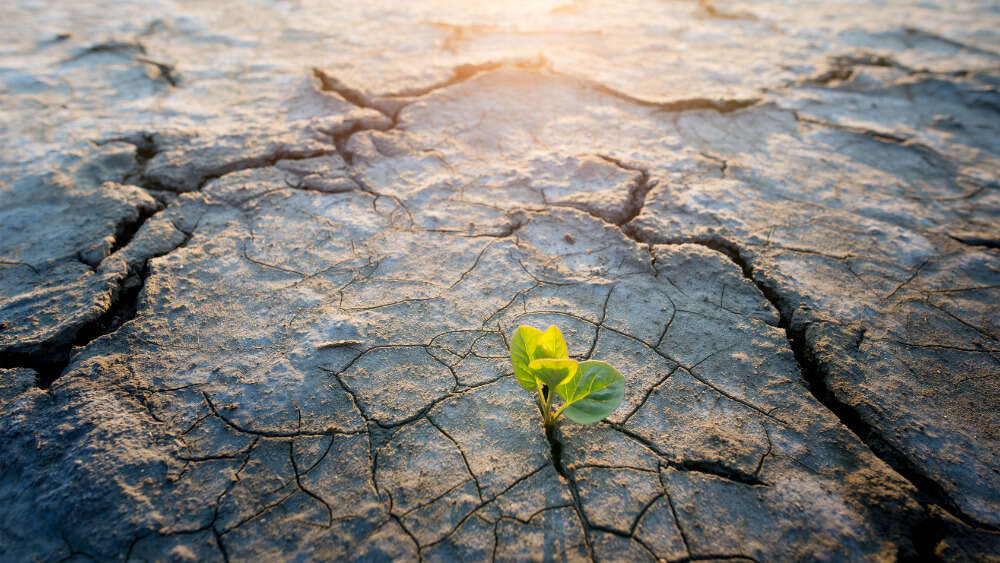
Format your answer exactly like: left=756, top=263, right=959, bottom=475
left=510, top=325, right=625, bottom=434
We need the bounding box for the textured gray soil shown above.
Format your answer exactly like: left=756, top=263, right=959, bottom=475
left=1, top=1, right=998, bottom=561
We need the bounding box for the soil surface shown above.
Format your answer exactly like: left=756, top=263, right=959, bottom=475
left=1, top=1, right=998, bottom=561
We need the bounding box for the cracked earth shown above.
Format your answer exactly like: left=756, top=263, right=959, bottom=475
left=1, top=1, right=999, bottom=561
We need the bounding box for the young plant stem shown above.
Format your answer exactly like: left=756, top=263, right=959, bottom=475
left=538, top=383, right=569, bottom=434
left=539, top=384, right=557, bottom=430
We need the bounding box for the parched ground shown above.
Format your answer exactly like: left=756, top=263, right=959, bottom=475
left=1, top=1, right=998, bottom=561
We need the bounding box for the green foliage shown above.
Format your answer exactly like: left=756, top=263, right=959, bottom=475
left=509, top=325, right=625, bottom=431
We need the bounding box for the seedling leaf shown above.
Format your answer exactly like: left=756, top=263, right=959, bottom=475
left=535, top=325, right=569, bottom=362
left=556, top=360, right=625, bottom=425
left=510, top=325, right=543, bottom=390
left=528, top=358, right=578, bottom=390
left=510, top=325, right=570, bottom=390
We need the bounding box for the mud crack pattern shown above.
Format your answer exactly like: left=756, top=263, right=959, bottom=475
left=1, top=1, right=998, bottom=561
